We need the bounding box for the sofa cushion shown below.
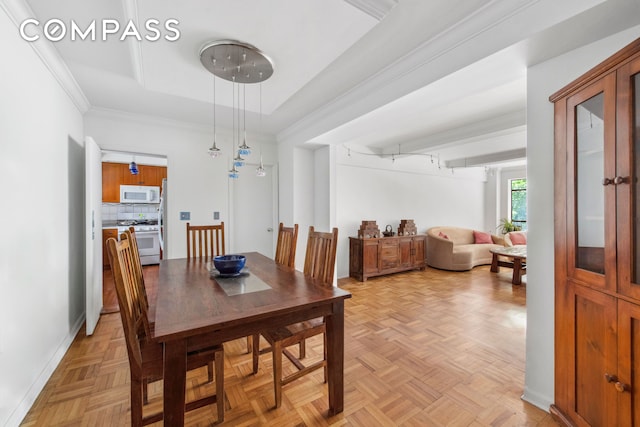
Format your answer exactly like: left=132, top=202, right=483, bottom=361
left=473, top=230, right=492, bottom=244
left=510, top=232, right=527, bottom=245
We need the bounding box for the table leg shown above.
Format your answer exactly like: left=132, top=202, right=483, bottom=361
left=325, top=300, right=345, bottom=416
left=164, top=338, right=187, bottom=427
left=490, top=253, right=499, bottom=273
left=512, top=258, right=522, bottom=285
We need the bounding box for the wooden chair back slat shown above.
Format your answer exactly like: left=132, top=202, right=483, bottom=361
left=303, top=226, right=338, bottom=287
left=274, top=223, right=298, bottom=268
left=186, top=222, right=225, bottom=259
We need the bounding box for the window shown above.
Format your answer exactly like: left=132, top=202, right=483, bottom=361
left=510, top=178, right=527, bottom=231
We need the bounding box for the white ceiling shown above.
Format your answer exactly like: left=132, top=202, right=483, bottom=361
left=21, top=0, right=640, bottom=166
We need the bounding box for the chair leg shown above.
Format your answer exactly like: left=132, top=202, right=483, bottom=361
left=142, top=378, right=149, bottom=404
left=207, top=361, right=214, bottom=383
left=246, top=335, right=252, bottom=354
left=252, top=334, right=260, bottom=374
left=323, top=333, right=328, bottom=383
left=131, top=376, right=144, bottom=427
left=299, top=339, right=306, bottom=359
left=273, top=341, right=283, bottom=409
left=215, top=348, right=225, bottom=423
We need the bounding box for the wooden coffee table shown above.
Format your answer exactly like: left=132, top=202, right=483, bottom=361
left=490, top=246, right=527, bottom=285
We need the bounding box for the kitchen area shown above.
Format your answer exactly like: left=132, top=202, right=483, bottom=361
left=100, top=154, right=167, bottom=311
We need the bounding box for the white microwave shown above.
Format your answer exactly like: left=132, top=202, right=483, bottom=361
left=120, top=185, right=160, bottom=204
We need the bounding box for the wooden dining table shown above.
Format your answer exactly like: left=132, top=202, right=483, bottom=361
left=151, top=252, right=352, bottom=426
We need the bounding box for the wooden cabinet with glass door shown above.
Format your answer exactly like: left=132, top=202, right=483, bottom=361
left=551, top=38, right=640, bottom=427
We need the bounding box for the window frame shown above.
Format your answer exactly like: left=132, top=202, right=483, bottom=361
left=509, top=178, right=527, bottom=231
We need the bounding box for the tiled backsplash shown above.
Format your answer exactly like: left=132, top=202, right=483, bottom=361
left=102, top=203, right=159, bottom=221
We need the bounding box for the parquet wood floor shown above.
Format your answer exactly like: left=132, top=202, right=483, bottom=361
left=22, top=265, right=559, bottom=426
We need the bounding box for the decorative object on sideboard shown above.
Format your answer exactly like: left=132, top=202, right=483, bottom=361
left=382, top=225, right=395, bottom=237
left=357, top=220, right=380, bottom=239
left=398, top=219, right=417, bottom=236
left=200, top=40, right=274, bottom=179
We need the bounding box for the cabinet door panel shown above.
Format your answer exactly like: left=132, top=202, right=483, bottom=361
left=566, top=73, right=617, bottom=292
left=412, top=236, right=426, bottom=267
left=399, top=238, right=412, bottom=268
left=101, top=162, right=122, bottom=203
left=379, top=241, right=399, bottom=270
left=569, top=284, right=618, bottom=427
left=617, top=57, right=640, bottom=301
left=363, top=241, right=379, bottom=274
left=617, top=300, right=640, bottom=427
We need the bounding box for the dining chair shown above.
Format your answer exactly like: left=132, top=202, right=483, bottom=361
left=252, top=226, right=338, bottom=408
left=186, top=222, right=225, bottom=259
left=122, top=228, right=216, bottom=397
left=121, top=228, right=148, bottom=309
left=274, top=222, right=299, bottom=268
left=106, top=237, right=225, bottom=425
left=247, top=223, right=299, bottom=354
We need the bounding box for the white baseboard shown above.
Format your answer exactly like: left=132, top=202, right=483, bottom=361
left=521, top=387, right=553, bottom=413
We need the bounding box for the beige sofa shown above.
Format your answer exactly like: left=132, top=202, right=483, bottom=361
left=426, top=226, right=505, bottom=271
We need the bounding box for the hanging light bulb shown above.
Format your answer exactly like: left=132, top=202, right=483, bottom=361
left=233, top=152, right=245, bottom=167
left=228, top=163, right=239, bottom=179
left=129, top=157, right=139, bottom=175
left=208, top=67, right=221, bottom=158
left=256, top=153, right=266, bottom=177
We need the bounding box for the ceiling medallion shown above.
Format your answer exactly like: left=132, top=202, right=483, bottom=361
left=199, top=40, right=274, bottom=84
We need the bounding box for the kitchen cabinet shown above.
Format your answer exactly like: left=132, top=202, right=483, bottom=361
left=551, top=37, right=640, bottom=426
left=349, top=235, right=426, bottom=281
left=101, top=162, right=122, bottom=203
left=102, top=228, right=118, bottom=270
left=102, top=162, right=167, bottom=202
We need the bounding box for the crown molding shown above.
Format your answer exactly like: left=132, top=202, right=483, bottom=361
left=86, top=106, right=217, bottom=134
left=86, top=106, right=277, bottom=145
left=343, top=0, right=398, bottom=21
left=1, top=0, right=91, bottom=113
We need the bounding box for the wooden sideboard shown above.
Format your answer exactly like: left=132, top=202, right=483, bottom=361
left=349, top=235, right=426, bottom=281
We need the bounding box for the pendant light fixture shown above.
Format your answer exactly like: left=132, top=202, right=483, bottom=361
left=207, top=65, right=221, bottom=158
left=238, top=85, right=251, bottom=156
left=232, top=81, right=245, bottom=168
left=256, top=153, right=266, bottom=177
left=255, top=83, right=267, bottom=177
left=129, top=156, right=139, bottom=175
left=199, top=40, right=273, bottom=178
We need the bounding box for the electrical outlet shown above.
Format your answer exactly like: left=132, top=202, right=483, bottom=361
left=214, top=211, right=220, bottom=220
left=180, top=211, right=190, bottom=220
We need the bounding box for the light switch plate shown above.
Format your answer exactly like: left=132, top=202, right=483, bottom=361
left=180, top=211, right=190, bottom=220
left=214, top=211, right=220, bottom=220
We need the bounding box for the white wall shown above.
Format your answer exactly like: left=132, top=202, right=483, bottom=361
left=524, top=25, right=640, bottom=410
left=0, top=9, right=85, bottom=426
left=84, top=110, right=277, bottom=260
left=335, top=148, right=487, bottom=278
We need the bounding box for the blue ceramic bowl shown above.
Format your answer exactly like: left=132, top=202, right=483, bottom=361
left=213, top=254, right=246, bottom=275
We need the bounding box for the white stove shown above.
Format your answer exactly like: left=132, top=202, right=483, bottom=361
left=117, top=219, right=161, bottom=265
